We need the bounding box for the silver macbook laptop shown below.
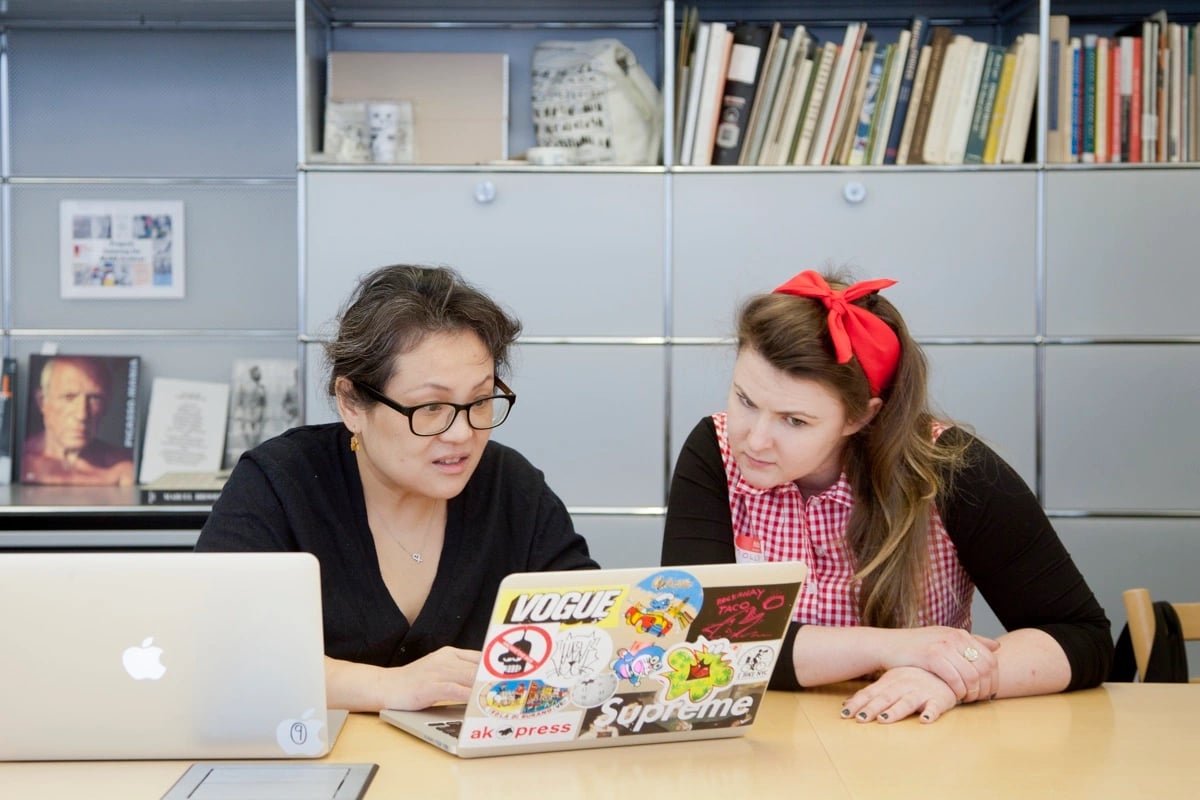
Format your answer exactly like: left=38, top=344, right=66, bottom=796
left=0, top=551, right=346, bottom=761
left=381, top=561, right=807, bottom=757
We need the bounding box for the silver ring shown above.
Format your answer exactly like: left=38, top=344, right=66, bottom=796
left=962, top=646, right=980, bottom=662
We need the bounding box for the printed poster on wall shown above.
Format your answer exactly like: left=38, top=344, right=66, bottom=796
left=59, top=199, right=185, bottom=299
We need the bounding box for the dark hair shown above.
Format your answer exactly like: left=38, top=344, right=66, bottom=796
left=324, top=265, right=521, bottom=403
left=736, top=269, right=967, bottom=627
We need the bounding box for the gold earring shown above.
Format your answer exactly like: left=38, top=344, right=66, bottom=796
left=350, top=434, right=360, bottom=452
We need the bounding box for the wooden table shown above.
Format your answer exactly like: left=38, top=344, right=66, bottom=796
left=3, top=684, right=1196, bottom=798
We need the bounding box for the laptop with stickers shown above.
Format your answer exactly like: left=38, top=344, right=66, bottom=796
left=0, top=551, right=347, bottom=761
left=380, top=561, right=807, bottom=757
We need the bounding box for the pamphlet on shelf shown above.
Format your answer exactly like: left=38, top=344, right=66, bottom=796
left=138, top=377, right=230, bottom=484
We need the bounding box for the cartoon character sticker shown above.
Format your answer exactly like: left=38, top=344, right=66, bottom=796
left=660, top=636, right=735, bottom=702
left=621, top=569, right=703, bottom=640
left=611, top=642, right=666, bottom=687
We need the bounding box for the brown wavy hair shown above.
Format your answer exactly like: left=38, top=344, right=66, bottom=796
left=324, top=265, right=521, bottom=405
left=736, top=270, right=968, bottom=627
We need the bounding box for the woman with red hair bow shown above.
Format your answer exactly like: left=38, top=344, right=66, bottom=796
left=662, top=270, right=1111, bottom=724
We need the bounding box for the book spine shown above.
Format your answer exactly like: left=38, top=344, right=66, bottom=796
left=1082, top=35, right=1097, bottom=162
left=865, top=42, right=898, bottom=164
left=793, top=43, right=836, bottom=164
left=983, top=49, right=1017, bottom=164
left=1130, top=36, right=1143, bottom=163
left=964, top=46, right=1005, bottom=164
left=1047, top=15, right=1070, bottom=163
left=1110, top=41, right=1122, bottom=162
left=1095, top=36, right=1109, bottom=163
left=896, top=45, right=932, bottom=164
left=0, top=357, right=15, bottom=485
left=848, top=47, right=887, bottom=165
left=884, top=16, right=929, bottom=163
left=713, top=24, right=770, bottom=165
left=810, top=22, right=864, bottom=165
left=906, top=26, right=953, bottom=165
left=779, top=55, right=816, bottom=164
left=944, top=40, right=987, bottom=165
left=739, top=22, right=783, bottom=165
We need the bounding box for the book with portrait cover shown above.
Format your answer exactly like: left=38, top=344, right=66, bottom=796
left=21, top=354, right=141, bottom=487
left=224, top=358, right=299, bottom=469
left=0, top=357, right=17, bottom=484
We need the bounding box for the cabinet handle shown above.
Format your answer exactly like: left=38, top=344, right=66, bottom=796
left=474, top=181, right=497, bottom=205
left=842, top=181, right=867, bottom=205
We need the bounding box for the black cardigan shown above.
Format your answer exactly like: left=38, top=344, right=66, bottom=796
left=196, top=423, right=597, bottom=666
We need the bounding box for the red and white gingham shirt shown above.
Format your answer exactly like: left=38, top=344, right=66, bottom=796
left=713, top=412, right=974, bottom=629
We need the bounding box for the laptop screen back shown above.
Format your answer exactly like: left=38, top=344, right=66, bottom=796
left=0, top=551, right=331, bottom=761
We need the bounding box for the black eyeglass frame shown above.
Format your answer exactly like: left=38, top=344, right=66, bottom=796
left=354, top=377, right=517, bottom=437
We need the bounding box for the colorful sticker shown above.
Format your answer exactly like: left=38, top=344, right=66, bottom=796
left=660, top=636, right=735, bottom=702
left=690, top=582, right=799, bottom=642
left=495, top=586, right=627, bottom=626
left=610, top=642, right=666, bottom=686
left=621, top=569, right=703, bottom=639
left=483, top=625, right=554, bottom=679
left=478, top=679, right=570, bottom=718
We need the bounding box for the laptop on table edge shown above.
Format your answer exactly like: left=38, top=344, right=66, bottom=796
left=0, top=551, right=347, bottom=761
left=381, top=560, right=807, bottom=758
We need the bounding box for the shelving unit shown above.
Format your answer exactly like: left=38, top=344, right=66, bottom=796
left=0, top=2, right=1195, bottom=636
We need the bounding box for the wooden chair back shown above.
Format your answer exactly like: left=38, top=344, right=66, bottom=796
left=1122, top=587, right=1200, bottom=683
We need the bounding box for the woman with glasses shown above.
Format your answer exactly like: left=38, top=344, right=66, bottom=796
left=196, top=264, right=597, bottom=711
left=662, top=270, right=1111, bottom=725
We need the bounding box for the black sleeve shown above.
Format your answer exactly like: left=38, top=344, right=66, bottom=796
left=661, top=417, right=737, bottom=566
left=937, top=428, right=1114, bottom=691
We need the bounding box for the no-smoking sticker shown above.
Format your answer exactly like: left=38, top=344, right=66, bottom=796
left=484, top=625, right=553, bottom=679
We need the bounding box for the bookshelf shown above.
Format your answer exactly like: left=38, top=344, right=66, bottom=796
left=0, top=2, right=1195, bottom=636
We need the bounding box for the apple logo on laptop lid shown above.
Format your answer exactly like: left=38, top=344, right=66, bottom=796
left=122, top=636, right=167, bottom=680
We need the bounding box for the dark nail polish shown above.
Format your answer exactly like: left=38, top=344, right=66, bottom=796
left=880, top=712, right=889, bottom=720
left=921, top=714, right=931, bottom=722
left=857, top=711, right=867, bottom=720
left=841, top=708, right=851, bottom=718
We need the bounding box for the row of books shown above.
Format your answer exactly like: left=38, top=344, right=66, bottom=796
left=1047, top=12, right=1200, bottom=164
left=674, top=12, right=1039, bottom=168
left=0, top=354, right=299, bottom=502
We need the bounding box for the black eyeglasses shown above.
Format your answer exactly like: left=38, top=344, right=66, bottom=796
left=355, top=377, right=517, bottom=437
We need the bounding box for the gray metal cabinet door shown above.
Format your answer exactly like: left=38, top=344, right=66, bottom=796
left=1044, top=345, right=1200, bottom=511
left=304, top=172, right=665, bottom=338
left=672, top=171, right=1037, bottom=339
left=1046, top=170, right=1200, bottom=337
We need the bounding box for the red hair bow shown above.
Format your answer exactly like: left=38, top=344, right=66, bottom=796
left=773, top=270, right=900, bottom=396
